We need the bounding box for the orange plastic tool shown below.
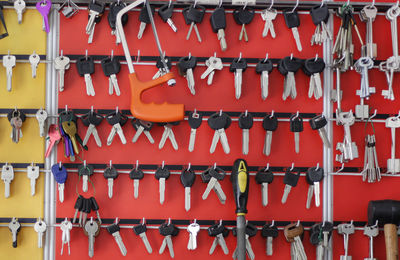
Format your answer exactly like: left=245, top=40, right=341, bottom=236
left=116, top=0, right=184, bottom=122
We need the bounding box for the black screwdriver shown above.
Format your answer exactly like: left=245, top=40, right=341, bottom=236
left=231, top=159, right=249, bottom=260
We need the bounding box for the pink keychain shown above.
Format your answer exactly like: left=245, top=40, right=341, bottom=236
left=45, top=124, right=61, bottom=158
left=36, top=0, right=52, bottom=33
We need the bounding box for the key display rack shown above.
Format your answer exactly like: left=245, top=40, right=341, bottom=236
left=2, top=0, right=400, bottom=259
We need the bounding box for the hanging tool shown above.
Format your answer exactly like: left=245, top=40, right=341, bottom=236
left=116, top=0, right=184, bottom=122
left=231, top=159, right=249, bottom=260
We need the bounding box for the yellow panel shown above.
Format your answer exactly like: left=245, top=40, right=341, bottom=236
left=0, top=9, right=47, bottom=54
left=0, top=224, right=43, bottom=260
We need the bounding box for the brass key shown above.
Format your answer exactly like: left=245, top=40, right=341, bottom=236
left=62, top=121, right=79, bottom=154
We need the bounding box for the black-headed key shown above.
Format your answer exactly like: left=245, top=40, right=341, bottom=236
left=255, top=167, right=274, bottom=206
left=306, top=166, right=324, bottom=208
left=81, top=110, right=103, bottom=147
left=233, top=7, right=255, bottom=42
left=76, top=56, right=95, bottom=96
left=106, top=110, right=128, bottom=145
left=180, top=167, right=196, bottom=211
left=263, top=113, right=278, bottom=156
left=290, top=113, right=303, bottom=154
left=188, top=110, right=203, bottom=152
left=210, top=7, right=227, bottom=51
left=153, top=56, right=172, bottom=79
left=159, top=222, right=179, bottom=258
left=137, top=3, right=155, bottom=39
left=230, top=57, right=248, bottom=99
left=131, top=119, right=154, bottom=144
left=310, top=4, right=332, bottom=45
left=155, top=164, right=170, bottom=205
left=104, top=162, right=118, bottom=199
left=208, top=112, right=231, bottom=154
left=281, top=167, right=301, bottom=203
left=90, top=197, right=102, bottom=224
left=304, top=57, right=325, bottom=100
left=107, top=222, right=127, bottom=256
left=78, top=162, right=94, bottom=193
left=129, top=163, right=144, bottom=199
left=178, top=55, right=197, bottom=95
left=281, top=56, right=303, bottom=100
left=283, top=9, right=303, bottom=51
left=86, top=1, right=105, bottom=43
left=256, top=58, right=274, bottom=100
left=238, top=111, right=253, bottom=155
left=108, top=1, right=128, bottom=44
left=133, top=221, right=153, bottom=253
left=208, top=222, right=229, bottom=255
left=309, top=114, right=330, bottom=147
left=72, top=195, right=83, bottom=223
left=158, top=3, right=177, bottom=32
left=262, top=223, right=279, bottom=255
left=185, top=4, right=205, bottom=42
left=101, top=56, right=121, bottom=96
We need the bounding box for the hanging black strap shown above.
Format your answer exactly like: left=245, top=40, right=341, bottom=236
left=0, top=2, right=8, bottom=39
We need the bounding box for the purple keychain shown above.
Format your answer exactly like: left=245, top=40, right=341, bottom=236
left=51, top=162, right=68, bottom=202
left=36, top=0, right=52, bottom=33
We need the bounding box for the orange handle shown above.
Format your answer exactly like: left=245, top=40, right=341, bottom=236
left=129, top=72, right=185, bottom=122
left=384, top=223, right=399, bottom=260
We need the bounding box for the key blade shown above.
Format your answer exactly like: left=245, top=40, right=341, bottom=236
left=291, top=27, right=303, bottom=51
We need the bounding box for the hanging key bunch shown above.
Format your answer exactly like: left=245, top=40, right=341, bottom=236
left=85, top=0, right=105, bottom=43
left=107, top=1, right=128, bottom=45
left=8, top=109, right=26, bottom=143
left=233, top=5, right=254, bottom=42
left=310, top=3, right=332, bottom=45
left=59, top=109, right=87, bottom=161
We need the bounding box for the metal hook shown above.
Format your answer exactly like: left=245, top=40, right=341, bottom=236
left=219, top=0, right=222, bottom=8
left=270, top=110, right=274, bottom=118
left=290, top=163, right=295, bottom=171
left=316, top=163, right=320, bottom=170
left=188, top=52, right=191, bottom=59
left=245, top=110, right=248, bottom=116
left=373, top=220, right=378, bottom=227
left=109, top=160, right=112, bottom=168
left=219, top=109, right=223, bottom=116
left=320, top=0, right=325, bottom=7
left=169, top=0, right=172, bottom=8
left=264, top=53, right=269, bottom=62
left=346, top=0, right=350, bottom=6
left=238, top=52, right=242, bottom=62
left=60, top=49, right=64, bottom=56
left=142, top=217, right=145, bottom=224
left=168, top=218, right=171, bottom=225
left=214, top=52, right=217, bottom=58
left=85, top=49, right=88, bottom=60
left=84, top=160, right=87, bottom=167
left=335, top=163, right=345, bottom=174
left=91, top=106, right=94, bottom=114
left=270, top=220, right=275, bottom=227
left=243, top=0, right=248, bottom=9
left=290, top=0, right=299, bottom=13
left=213, top=163, right=217, bottom=170
left=219, top=219, right=223, bottom=226
left=396, top=110, right=400, bottom=118
left=194, top=0, right=197, bottom=7
left=350, top=220, right=354, bottom=225
left=268, top=0, right=274, bottom=10
left=135, top=50, right=141, bottom=64
left=115, top=217, right=119, bottom=224
left=187, top=163, right=191, bottom=171
left=296, top=220, right=300, bottom=227
left=59, top=161, right=62, bottom=169
left=322, top=221, right=325, bottom=227
left=315, top=53, right=319, bottom=61
left=65, top=105, right=68, bottom=112
left=136, top=160, right=139, bottom=170
left=7, top=50, right=10, bottom=56
left=264, top=163, right=270, bottom=171
left=162, top=161, right=165, bottom=169
left=116, top=106, right=119, bottom=113
left=90, top=216, right=93, bottom=223
left=290, top=53, right=293, bottom=60
left=194, top=219, right=197, bottom=224
left=111, top=50, right=114, bottom=60
left=368, top=109, right=377, bottom=120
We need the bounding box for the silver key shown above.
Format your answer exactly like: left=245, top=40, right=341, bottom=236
left=85, top=218, right=99, bottom=258
left=104, top=163, right=118, bottom=199
left=209, top=113, right=231, bottom=154
left=2, top=164, right=14, bottom=198
left=133, top=221, right=153, bottom=254
left=159, top=223, right=176, bottom=258
left=188, top=111, right=202, bottom=152
left=27, top=164, right=39, bottom=196
left=34, top=218, right=46, bottom=248
left=14, top=0, right=26, bottom=24
left=281, top=167, right=299, bottom=204
left=363, top=224, right=379, bottom=260
left=187, top=222, right=200, bottom=250
left=291, top=27, right=302, bottom=52
left=132, top=120, right=154, bottom=144
left=8, top=217, right=21, bottom=248
left=336, top=111, right=359, bottom=163
left=209, top=222, right=229, bottom=255
left=338, top=222, right=355, bottom=260
left=36, top=108, right=48, bottom=137
left=60, top=218, right=72, bottom=255
left=245, top=234, right=255, bottom=260
left=107, top=123, right=127, bottom=146
left=155, top=164, right=170, bottom=205
left=107, top=223, right=127, bottom=256
left=386, top=117, right=400, bottom=174
left=201, top=56, right=223, bottom=86
left=202, top=167, right=226, bottom=204
left=360, top=5, right=378, bottom=59
left=263, top=113, right=277, bottom=156
left=159, top=123, right=178, bottom=150
left=261, top=8, right=277, bottom=38
left=238, top=112, right=253, bottom=155
left=54, top=55, right=70, bottom=92
left=29, top=52, right=40, bottom=78
left=3, top=53, right=16, bottom=92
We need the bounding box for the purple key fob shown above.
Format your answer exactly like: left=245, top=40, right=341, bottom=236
left=36, top=0, right=52, bottom=33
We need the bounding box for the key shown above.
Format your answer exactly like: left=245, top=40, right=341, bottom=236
left=84, top=218, right=100, bottom=258
left=280, top=56, right=302, bottom=100
left=201, top=55, right=223, bottom=86
left=187, top=221, right=200, bottom=250
left=72, top=195, right=83, bottom=223
left=8, top=217, right=21, bottom=248
left=306, top=166, right=324, bottom=208
left=304, top=57, right=325, bottom=100
left=8, top=109, right=25, bottom=143
left=180, top=167, right=196, bottom=211
left=2, top=163, right=14, bottom=198
left=230, top=57, right=247, bottom=99
left=256, top=58, right=273, bottom=100
left=386, top=117, right=400, bottom=174
left=321, top=221, right=334, bottom=248
left=338, top=222, right=355, bottom=260
left=54, top=54, right=70, bottom=92
left=208, top=112, right=231, bottom=154
left=255, top=167, right=274, bottom=207
left=34, top=218, right=46, bottom=248
left=81, top=110, right=103, bottom=147
left=362, top=135, right=381, bottom=183
left=129, top=164, right=144, bottom=199
left=233, top=7, right=255, bottom=42
left=155, top=165, right=170, bottom=205
left=60, top=218, right=72, bottom=255
left=261, top=8, right=277, bottom=38
left=58, top=110, right=75, bottom=160
left=158, top=3, right=177, bottom=32
left=29, top=52, right=40, bottom=78
left=132, top=119, right=154, bottom=144
left=79, top=198, right=90, bottom=227
left=101, top=56, right=121, bottom=96
left=185, top=4, right=205, bottom=42
left=310, top=4, right=332, bottom=46
left=152, top=56, right=172, bottom=79
left=336, top=111, right=359, bottom=163
left=261, top=223, right=278, bottom=256
left=76, top=56, right=96, bottom=96
left=104, top=163, right=118, bottom=199
left=158, top=122, right=179, bottom=150
left=290, top=113, right=303, bottom=154
left=137, top=3, right=155, bottom=39
left=201, top=166, right=226, bottom=204
left=310, top=115, right=330, bottom=148
left=36, top=0, right=51, bottom=33
left=281, top=167, right=300, bottom=204
left=263, top=113, right=278, bottom=156
left=210, top=7, right=227, bottom=51
left=3, top=53, right=16, bottom=92
left=363, top=224, right=379, bottom=260
left=27, top=163, right=40, bottom=196
left=107, top=223, right=127, bottom=256
left=78, top=162, right=93, bottom=193
left=59, top=0, right=79, bottom=18
left=133, top=221, right=153, bottom=254
left=35, top=109, right=48, bottom=137
left=208, top=222, right=229, bottom=255
left=159, top=222, right=179, bottom=258
left=238, top=111, right=253, bottom=155
left=90, top=197, right=102, bottom=224
left=284, top=222, right=307, bottom=260
left=14, top=0, right=26, bottom=24
left=360, top=5, right=378, bottom=59
left=106, top=110, right=128, bottom=145
left=45, top=124, right=61, bottom=158
left=188, top=111, right=203, bottom=152
left=62, top=120, right=79, bottom=155
left=178, top=55, right=197, bottom=95
left=108, top=1, right=128, bottom=44
left=309, top=223, right=324, bottom=260
left=85, top=1, right=105, bottom=43
left=283, top=9, right=303, bottom=51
